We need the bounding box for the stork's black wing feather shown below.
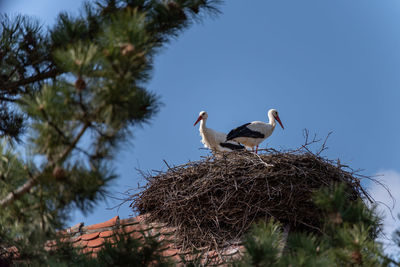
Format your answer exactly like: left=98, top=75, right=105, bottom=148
left=219, top=142, right=245, bottom=150
left=226, top=123, right=265, bottom=140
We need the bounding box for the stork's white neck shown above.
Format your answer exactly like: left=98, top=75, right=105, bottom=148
left=268, top=112, right=277, bottom=127
left=199, top=118, right=207, bottom=131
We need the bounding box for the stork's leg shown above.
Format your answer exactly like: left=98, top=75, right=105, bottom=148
left=255, top=145, right=259, bottom=154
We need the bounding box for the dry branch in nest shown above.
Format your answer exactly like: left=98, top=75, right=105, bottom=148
left=130, top=137, right=374, bottom=251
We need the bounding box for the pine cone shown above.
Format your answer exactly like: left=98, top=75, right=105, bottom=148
left=120, top=43, right=135, bottom=56
left=351, top=250, right=363, bottom=265
left=52, top=166, right=66, bottom=180
left=74, top=59, right=83, bottom=66
left=75, top=76, right=86, bottom=91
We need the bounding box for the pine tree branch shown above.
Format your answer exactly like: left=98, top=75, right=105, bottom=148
left=0, top=176, right=38, bottom=207
left=58, top=121, right=90, bottom=162
left=0, top=122, right=90, bottom=207
left=0, top=68, right=58, bottom=93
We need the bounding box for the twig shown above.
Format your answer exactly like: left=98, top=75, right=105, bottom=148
left=317, top=131, right=332, bottom=155
left=254, top=152, right=274, bottom=167
left=163, top=159, right=174, bottom=172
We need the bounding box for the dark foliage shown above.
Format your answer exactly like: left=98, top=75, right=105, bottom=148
left=236, top=185, right=387, bottom=266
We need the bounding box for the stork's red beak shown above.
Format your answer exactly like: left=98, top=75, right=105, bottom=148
left=275, top=115, right=284, bottom=129
left=194, top=116, right=202, bottom=126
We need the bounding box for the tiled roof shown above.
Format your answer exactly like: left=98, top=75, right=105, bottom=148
left=46, top=214, right=244, bottom=265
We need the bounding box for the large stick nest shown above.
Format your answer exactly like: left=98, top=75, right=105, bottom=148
left=130, top=138, right=373, bottom=251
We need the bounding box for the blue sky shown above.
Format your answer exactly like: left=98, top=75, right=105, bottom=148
left=3, top=0, right=400, bottom=253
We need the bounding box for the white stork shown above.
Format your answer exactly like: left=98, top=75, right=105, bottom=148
left=194, top=111, right=245, bottom=152
left=226, top=109, right=284, bottom=154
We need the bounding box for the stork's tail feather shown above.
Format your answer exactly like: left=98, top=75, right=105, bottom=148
left=219, top=142, right=245, bottom=150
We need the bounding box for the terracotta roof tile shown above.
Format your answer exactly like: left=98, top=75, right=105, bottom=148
left=53, top=214, right=243, bottom=265
left=59, top=237, right=70, bottom=243
left=81, top=247, right=93, bottom=255
left=119, top=224, right=142, bottom=234
left=74, top=240, right=89, bottom=248
left=123, top=229, right=144, bottom=240
left=70, top=235, right=82, bottom=243
left=3, top=246, right=19, bottom=259
left=119, top=217, right=139, bottom=226
left=160, top=247, right=178, bottom=258
left=45, top=240, right=57, bottom=248
left=101, top=237, right=119, bottom=244
left=80, top=232, right=100, bottom=241
left=87, top=238, right=105, bottom=248
left=91, top=247, right=103, bottom=253
left=85, top=215, right=119, bottom=231
left=99, top=230, right=114, bottom=238
left=156, top=232, right=175, bottom=243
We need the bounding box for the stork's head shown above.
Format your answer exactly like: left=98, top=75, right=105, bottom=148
left=269, top=109, right=284, bottom=129
left=194, top=111, right=208, bottom=126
